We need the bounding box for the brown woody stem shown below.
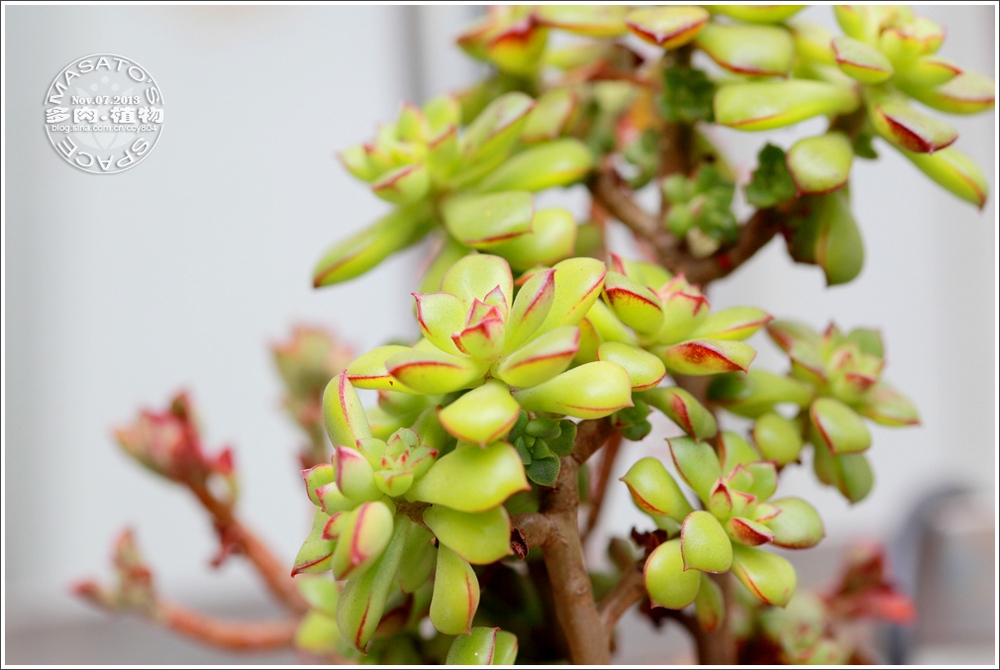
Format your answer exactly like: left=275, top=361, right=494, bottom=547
left=511, top=512, right=552, bottom=549
left=536, top=418, right=618, bottom=664
left=588, top=169, right=784, bottom=288
left=160, top=602, right=297, bottom=651
left=585, top=431, right=624, bottom=539
left=540, top=459, right=610, bottom=664
left=598, top=561, right=646, bottom=633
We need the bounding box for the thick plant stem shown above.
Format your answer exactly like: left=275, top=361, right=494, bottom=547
left=588, top=170, right=784, bottom=287
left=160, top=602, right=297, bottom=651
left=540, top=457, right=610, bottom=664
left=536, top=418, right=617, bottom=664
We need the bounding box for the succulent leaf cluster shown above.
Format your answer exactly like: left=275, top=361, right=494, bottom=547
left=314, top=89, right=595, bottom=287
left=79, top=6, right=992, bottom=665
left=710, top=320, right=919, bottom=503
left=272, top=326, right=355, bottom=465
left=624, top=431, right=824, bottom=615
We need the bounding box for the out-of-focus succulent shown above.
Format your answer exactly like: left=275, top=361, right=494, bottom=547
left=733, top=541, right=914, bottom=664
left=114, top=392, right=236, bottom=498
left=272, top=325, right=354, bottom=464
left=314, top=91, right=594, bottom=287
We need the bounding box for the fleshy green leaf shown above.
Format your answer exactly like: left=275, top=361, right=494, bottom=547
left=439, top=380, right=521, bottom=446
left=621, top=457, right=694, bottom=521
left=696, top=23, right=795, bottom=77
left=669, top=436, right=722, bottom=503
left=478, top=140, right=594, bottom=193
left=446, top=627, right=519, bottom=665
left=786, top=133, right=854, bottom=195
left=810, top=397, right=872, bottom=455
left=511, top=361, right=633, bottom=419
left=441, top=191, right=534, bottom=248
left=730, top=544, right=797, bottom=607
left=766, top=497, right=825, bottom=549
left=641, top=386, right=718, bottom=440
left=626, top=6, right=710, bottom=49
left=644, top=539, right=702, bottom=609
left=408, top=442, right=529, bottom=513
left=430, top=544, right=480, bottom=635
left=900, top=146, right=988, bottom=209
left=681, top=511, right=733, bottom=573
left=715, top=80, right=858, bottom=132
left=423, top=505, right=513, bottom=565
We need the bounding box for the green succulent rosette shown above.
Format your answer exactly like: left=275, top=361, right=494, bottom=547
left=625, top=432, right=825, bottom=615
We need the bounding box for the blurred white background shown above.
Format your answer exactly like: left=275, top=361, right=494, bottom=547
left=4, top=5, right=995, bottom=664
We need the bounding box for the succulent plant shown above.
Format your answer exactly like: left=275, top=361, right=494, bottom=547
left=78, top=5, right=992, bottom=666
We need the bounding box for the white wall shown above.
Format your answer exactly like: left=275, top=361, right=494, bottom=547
left=4, top=4, right=995, bottom=662
left=3, top=5, right=478, bottom=626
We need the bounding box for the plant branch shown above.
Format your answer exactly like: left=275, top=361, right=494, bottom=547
left=159, top=601, right=297, bottom=651
left=691, top=573, right=737, bottom=665
left=584, top=431, right=623, bottom=540
left=510, top=512, right=552, bottom=549
left=598, top=560, right=646, bottom=633
left=189, top=485, right=307, bottom=614
left=589, top=168, right=785, bottom=287
left=571, top=416, right=616, bottom=465
left=539, top=458, right=610, bottom=664
left=677, top=208, right=783, bottom=286
left=535, top=418, right=620, bottom=664
left=589, top=168, right=678, bottom=261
